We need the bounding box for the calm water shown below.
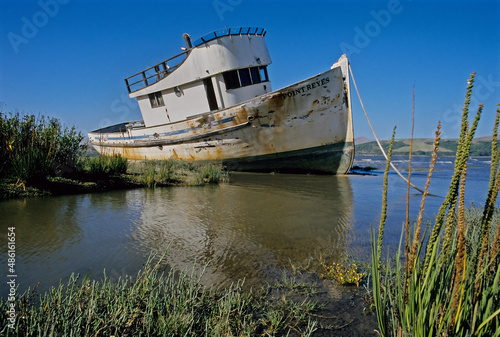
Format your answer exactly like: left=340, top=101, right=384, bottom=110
left=0, top=155, right=495, bottom=296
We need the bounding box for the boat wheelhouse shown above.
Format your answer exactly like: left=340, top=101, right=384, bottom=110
left=88, top=27, right=354, bottom=174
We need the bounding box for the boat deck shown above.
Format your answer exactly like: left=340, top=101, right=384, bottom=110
left=92, top=120, right=145, bottom=134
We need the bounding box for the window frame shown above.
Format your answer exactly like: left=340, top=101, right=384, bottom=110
left=258, top=66, right=269, bottom=83
left=223, top=66, right=269, bottom=91
left=223, top=70, right=240, bottom=90
left=148, top=91, right=165, bottom=108
left=238, top=68, right=252, bottom=87
left=250, top=67, right=261, bottom=84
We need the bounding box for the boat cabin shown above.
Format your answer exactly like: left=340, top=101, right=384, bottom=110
left=125, top=27, right=272, bottom=127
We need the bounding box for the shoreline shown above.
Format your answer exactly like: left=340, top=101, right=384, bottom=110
left=0, top=158, right=227, bottom=201
left=0, top=253, right=377, bottom=336
left=1, top=153, right=488, bottom=201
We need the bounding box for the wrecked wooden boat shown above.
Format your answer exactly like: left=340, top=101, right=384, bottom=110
left=88, top=27, right=354, bottom=174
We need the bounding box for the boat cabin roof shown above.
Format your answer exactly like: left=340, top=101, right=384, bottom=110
left=125, top=27, right=267, bottom=94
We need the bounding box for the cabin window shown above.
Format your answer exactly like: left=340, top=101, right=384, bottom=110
left=259, top=66, right=269, bottom=82
left=148, top=92, right=164, bottom=108
left=250, top=67, right=261, bottom=84
left=238, top=68, right=251, bottom=87
left=223, top=70, right=240, bottom=90
left=222, top=66, right=269, bottom=91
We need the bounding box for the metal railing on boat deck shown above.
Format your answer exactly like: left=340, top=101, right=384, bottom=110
left=124, top=27, right=266, bottom=94
left=125, top=51, right=189, bottom=93
left=191, top=27, right=266, bottom=46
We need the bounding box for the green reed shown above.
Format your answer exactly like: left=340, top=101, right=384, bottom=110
left=0, top=113, right=85, bottom=185
left=141, top=158, right=180, bottom=187
left=139, top=159, right=227, bottom=187
left=371, top=74, right=500, bottom=336
left=83, top=153, right=128, bottom=178
left=371, top=125, right=396, bottom=337
left=195, top=162, right=227, bottom=184
left=141, top=160, right=159, bottom=188
left=0, top=254, right=318, bottom=336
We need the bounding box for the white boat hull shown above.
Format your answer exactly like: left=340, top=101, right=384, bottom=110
left=88, top=56, right=354, bottom=174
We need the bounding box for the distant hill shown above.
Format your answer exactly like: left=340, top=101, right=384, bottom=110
left=354, top=137, right=373, bottom=145
left=355, top=138, right=494, bottom=156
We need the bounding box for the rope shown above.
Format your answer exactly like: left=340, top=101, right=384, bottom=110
left=348, top=64, right=428, bottom=195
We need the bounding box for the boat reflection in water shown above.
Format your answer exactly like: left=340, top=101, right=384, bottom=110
left=132, top=173, right=354, bottom=287
left=0, top=173, right=354, bottom=296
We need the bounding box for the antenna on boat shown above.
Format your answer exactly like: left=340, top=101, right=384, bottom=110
left=183, top=33, right=192, bottom=49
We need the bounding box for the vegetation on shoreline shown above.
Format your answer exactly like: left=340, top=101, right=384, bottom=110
left=0, top=156, right=228, bottom=200
left=0, top=255, right=319, bottom=337
left=320, top=255, right=366, bottom=287
left=0, top=112, right=228, bottom=200
left=132, top=159, right=227, bottom=188
left=371, top=74, right=500, bottom=336
left=0, top=113, right=86, bottom=186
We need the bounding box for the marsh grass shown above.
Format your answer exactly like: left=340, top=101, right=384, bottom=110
left=140, top=160, right=177, bottom=188
left=371, top=74, right=500, bottom=336
left=193, top=162, right=228, bottom=185
left=0, top=111, right=229, bottom=197
left=274, top=271, right=318, bottom=295
left=0, top=113, right=86, bottom=185
left=0, top=254, right=318, bottom=337
left=82, top=153, right=128, bottom=178
left=199, top=162, right=224, bottom=183
left=138, top=160, right=227, bottom=187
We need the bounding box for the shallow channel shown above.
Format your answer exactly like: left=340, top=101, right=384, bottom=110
left=0, top=155, right=495, bottom=296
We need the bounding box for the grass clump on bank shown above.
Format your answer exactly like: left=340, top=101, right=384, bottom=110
left=82, top=153, right=128, bottom=178
left=371, top=74, right=500, bottom=336
left=134, top=159, right=228, bottom=188
left=0, top=255, right=318, bottom=337
left=140, top=159, right=179, bottom=188
left=0, top=112, right=86, bottom=187
left=191, top=162, right=228, bottom=185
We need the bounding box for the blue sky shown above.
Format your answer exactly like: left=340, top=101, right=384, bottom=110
left=1, top=0, right=499, bottom=140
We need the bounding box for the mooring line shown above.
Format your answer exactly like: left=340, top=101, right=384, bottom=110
left=349, top=64, right=434, bottom=196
